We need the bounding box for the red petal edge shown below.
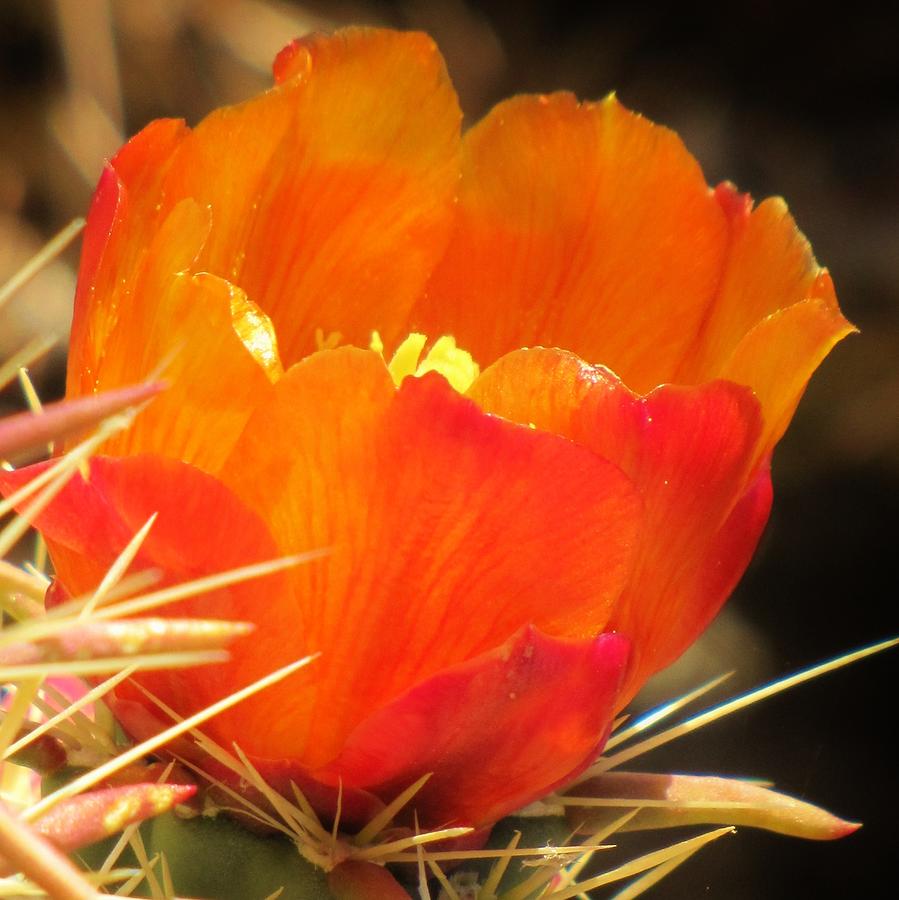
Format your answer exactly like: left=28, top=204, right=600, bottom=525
left=320, top=625, right=630, bottom=828
left=0, top=454, right=308, bottom=739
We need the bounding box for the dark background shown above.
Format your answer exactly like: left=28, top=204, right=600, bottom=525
left=2, top=2, right=897, bottom=897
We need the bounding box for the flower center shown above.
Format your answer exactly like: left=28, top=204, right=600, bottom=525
left=371, top=332, right=480, bottom=393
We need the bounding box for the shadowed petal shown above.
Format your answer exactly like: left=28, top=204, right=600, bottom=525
left=324, top=626, right=630, bottom=828
left=677, top=461, right=773, bottom=650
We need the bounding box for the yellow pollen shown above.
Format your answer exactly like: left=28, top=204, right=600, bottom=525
left=415, top=335, right=480, bottom=393
left=376, top=332, right=480, bottom=393
left=388, top=333, right=427, bottom=383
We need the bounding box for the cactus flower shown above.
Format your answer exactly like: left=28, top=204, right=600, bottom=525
left=0, top=27, right=852, bottom=832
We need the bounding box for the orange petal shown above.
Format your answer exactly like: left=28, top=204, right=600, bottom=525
left=66, top=133, right=276, bottom=473
left=676, top=187, right=856, bottom=456
left=720, top=278, right=856, bottom=463
left=95, top=265, right=278, bottom=474
left=677, top=189, right=852, bottom=381
left=0, top=455, right=303, bottom=743
left=469, top=348, right=768, bottom=698
left=324, top=626, right=629, bottom=828
left=158, top=27, right=461, bottom=364
left=68, top=119, right=189, bottom=399
left=412, top=93, right=729, bottom=391
left=217, top=348, right=641, bottom=767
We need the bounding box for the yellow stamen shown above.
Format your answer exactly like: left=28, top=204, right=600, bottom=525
left=415, top=335, right=480, bottom=393
left=387, top=333, right=428, bottom=384
left=382, top=332, right=480, bottom=394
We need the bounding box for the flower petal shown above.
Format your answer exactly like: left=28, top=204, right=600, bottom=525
left=469, top=348, right=768, bottom=698
left=0, top=455, right=305, bottom=745
left=323, top=626, right=630, bottom=828
left=94, top=265, right=278, bottom=474
left=412, top=97, right=851, bottom=433
left=673, top=460, right=772, bottom=662
left=217, top=348, right=641, bottom=768
left=721, top=284, right=855, bottom=463
left=676, top=187, right=856, bottom=457
left=160, top=27, right=461, bottom=364
left=68, top=118, right=188, bottom=398
left=412, top=93, right=729, bottom=391
left=67, top=133, right=277, bottom=473
left=677, top=189, right=853, bottom=381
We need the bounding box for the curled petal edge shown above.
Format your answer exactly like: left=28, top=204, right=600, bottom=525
left=318, top=625, right=631, bottom=829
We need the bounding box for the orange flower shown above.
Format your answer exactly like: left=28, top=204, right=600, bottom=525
left=0, top=28, right=852, bottom=830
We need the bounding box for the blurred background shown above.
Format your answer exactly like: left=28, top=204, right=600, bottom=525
left=1, top=1, right=896, bottom=897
